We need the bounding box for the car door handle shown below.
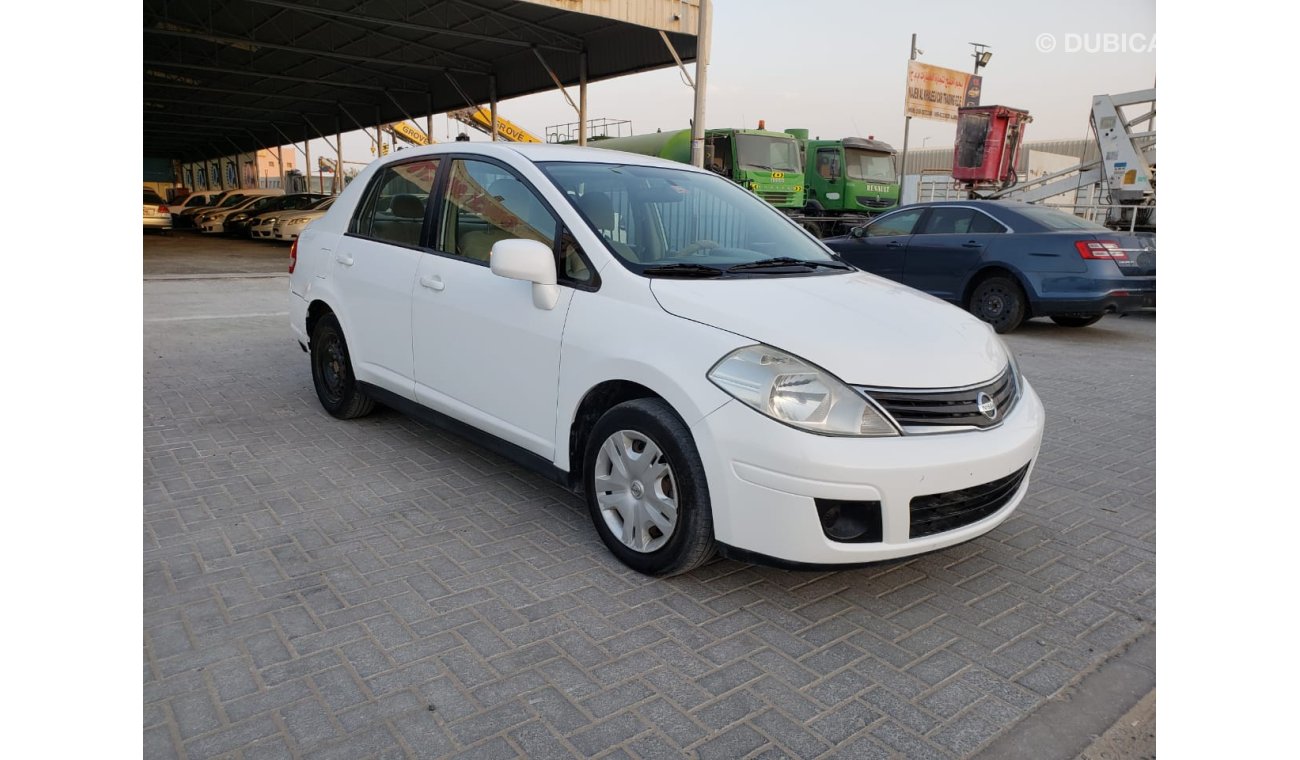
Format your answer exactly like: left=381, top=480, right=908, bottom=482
left=886, top=241, right=903, bottom=248
left=335, top=253, right=354, bottom=266
left=420, top=275, right=445, bottom=291
left=961, top=241, right=984, bottom=248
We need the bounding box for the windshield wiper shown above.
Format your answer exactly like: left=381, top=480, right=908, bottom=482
left=726, top=257, right=853, bottom=273
left=642, top=263, right=726, bottom=278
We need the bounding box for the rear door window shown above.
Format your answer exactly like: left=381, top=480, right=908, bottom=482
left=350, top=159, right=439, bottom=247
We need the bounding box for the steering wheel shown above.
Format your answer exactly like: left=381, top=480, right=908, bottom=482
left=675, top=239, right=721, bottom=257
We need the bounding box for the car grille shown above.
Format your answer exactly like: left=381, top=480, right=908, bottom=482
left=759, top=191, right=794, bottom=205
left=860, top=366, right=1017, bottom=431
left=856, top=196, right=894, bottom=209
left=909, top=463, right=1030, bottom=539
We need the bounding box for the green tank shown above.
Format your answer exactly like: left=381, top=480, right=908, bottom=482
left=591, top=128, right=806, bottom=211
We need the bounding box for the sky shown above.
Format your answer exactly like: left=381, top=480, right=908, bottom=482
left=296, top=0, right=1155, bottom=173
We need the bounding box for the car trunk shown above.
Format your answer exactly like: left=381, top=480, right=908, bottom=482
left=1103, top=233, right=1156, bottom=277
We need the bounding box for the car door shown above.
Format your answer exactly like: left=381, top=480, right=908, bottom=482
left=330, top=157, right=441, bottom=396
left=831, top=207, right=924, bottom=282
left=903, top=206, right=1007, bottom=301
left=411, top=157, right=592, bottom=459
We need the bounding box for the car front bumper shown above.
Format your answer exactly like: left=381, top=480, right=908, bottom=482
left=689, top=380, right=1045, bottom=566
left=273, top=223, right=306, bottom=241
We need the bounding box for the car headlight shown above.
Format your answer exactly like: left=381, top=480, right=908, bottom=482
left=708, top=345, right=898, bottom=436
left=229, top=213, right=248, bottom=222
left=996, top=336, right=1024, bottom=395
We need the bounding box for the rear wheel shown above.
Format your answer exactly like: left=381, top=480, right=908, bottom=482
left=1051, top=314, right=1104, bottom=328
left=968, top=276, right=1027, bottom=334
left=583, top=399, right=714, bottom=576
left=310, top=313, right=375, bottom=419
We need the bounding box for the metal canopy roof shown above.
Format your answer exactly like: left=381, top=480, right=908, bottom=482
left=144, top=0, right=700, bottom=162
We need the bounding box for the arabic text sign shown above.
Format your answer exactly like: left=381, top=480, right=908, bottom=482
left=905, top=61, right=982, bottom=122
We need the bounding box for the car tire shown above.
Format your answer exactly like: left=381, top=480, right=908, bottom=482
left=1050, top=315, right=1104, bottom=328
left=583, top=398, right=715, bottom=576
left=310, top=312, right=376, bottom=419
left=968, top=276, right=1027, bottom=334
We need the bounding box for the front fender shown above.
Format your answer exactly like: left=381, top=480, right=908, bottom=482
left=553, top=285, right=748, bottom=472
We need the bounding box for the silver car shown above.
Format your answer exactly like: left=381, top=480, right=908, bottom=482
left=143, top=189, right=172, bottom=232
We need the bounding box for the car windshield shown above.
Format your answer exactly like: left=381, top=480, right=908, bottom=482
left=1015, top=205, right=1111, bottom=230
left=310, top=197, right=336, bottom=210
left=219, top=194, right=249, bottom=208
left=541, top=161, right=838, bottom=276
left=144, top=190, right=166, bottom=205
left=735, top=135, right=802, bottom=172
left=844, top=149, right=896, bottom=183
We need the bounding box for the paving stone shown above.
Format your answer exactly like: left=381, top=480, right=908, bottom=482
left=144, top=274, right=1155, bottom=760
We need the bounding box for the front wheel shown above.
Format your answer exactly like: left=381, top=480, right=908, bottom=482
left=968, top=276, right=1027, bottom=334
left=310, top=313, right=375, bottom=419
left=583, top=399, right=714, bottom=576
left=1051, top=314, right=1104, bottom=328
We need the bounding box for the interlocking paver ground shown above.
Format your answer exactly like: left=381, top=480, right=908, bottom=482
left=144, top=236, right=1154, bottom=759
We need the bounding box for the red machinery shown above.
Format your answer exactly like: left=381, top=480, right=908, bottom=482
left=952, top=105, right=1032, bottom=194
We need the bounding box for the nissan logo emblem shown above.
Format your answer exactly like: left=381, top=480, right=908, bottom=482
left=977, top=392, right=998, bottom=420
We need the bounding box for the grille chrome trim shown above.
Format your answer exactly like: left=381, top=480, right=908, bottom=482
left=855, top=364, right=1019, bottom=433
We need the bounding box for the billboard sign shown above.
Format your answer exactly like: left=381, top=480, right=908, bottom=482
left=905, top=61, right=982, bottom=122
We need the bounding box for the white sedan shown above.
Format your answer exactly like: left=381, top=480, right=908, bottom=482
left=289, top=143, right=1044, bottom=575
left=269, top=196, right=336, bottom=241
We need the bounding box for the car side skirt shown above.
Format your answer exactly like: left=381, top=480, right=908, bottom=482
left=357, top=382, right=573, bottom=491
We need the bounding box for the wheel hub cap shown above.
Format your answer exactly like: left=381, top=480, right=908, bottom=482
left=593, top=430, right=678, bottom=554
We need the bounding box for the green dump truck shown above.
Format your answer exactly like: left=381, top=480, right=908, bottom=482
left=589, top=127, right=806, bottom=212
left=784, top=130, right=900, bottom=234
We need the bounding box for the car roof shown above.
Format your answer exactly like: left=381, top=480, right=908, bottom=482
left=374, top=141, right=708, bottom=174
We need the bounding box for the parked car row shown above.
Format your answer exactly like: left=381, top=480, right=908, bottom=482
left=164, top=189, right=335, bottom=241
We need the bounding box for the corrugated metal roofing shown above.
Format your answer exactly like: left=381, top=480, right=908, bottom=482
left=144, top=0, right=701, bottom=162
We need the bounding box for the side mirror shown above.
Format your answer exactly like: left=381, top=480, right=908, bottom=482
left=490, top=238, right=559, bottom=310
left=850, top=226, right=866, bottom=239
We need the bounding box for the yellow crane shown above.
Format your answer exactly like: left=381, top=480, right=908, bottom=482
left=383, top=121, right=432, bottom=147
left=448, top=107, right=542, bottom=143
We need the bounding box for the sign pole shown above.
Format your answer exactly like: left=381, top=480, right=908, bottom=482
left=898, top=33, right=917, bottom=186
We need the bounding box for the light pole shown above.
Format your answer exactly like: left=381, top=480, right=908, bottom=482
left=970, top=42, right=992, bottom=76
left=899, top=33, right=919, bottom=185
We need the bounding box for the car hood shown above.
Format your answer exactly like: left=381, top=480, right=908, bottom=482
left=650, top=271, right=1007, bottom=388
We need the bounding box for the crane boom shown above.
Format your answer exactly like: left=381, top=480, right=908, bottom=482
left=448, top=107, right=542, bottom=143
left=382, top=121, right=433, bottom=147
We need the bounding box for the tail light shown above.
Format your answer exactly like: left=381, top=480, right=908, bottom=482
left=158, top=205, right=169, bottom=213
left=1075, top=239, right=1128, bottom=261
left=288, top=240, right=298, bottom=273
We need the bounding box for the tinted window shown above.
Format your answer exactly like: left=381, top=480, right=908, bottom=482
left=920, top=207, right=979, bottom=235
left=352, top=159, right=439, bottom=246
left=439, top=159, right=556, bottom=264
left=1015, top=205, right=1110, bottom=230
left=968, top=211, right=1006, bottom=233
left=144, top=190, right=166, bottom=205
left=866, top=208, right=923, bottom=237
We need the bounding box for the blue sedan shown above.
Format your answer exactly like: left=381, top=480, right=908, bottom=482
left=822, top=200, right=1156, bottom=333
